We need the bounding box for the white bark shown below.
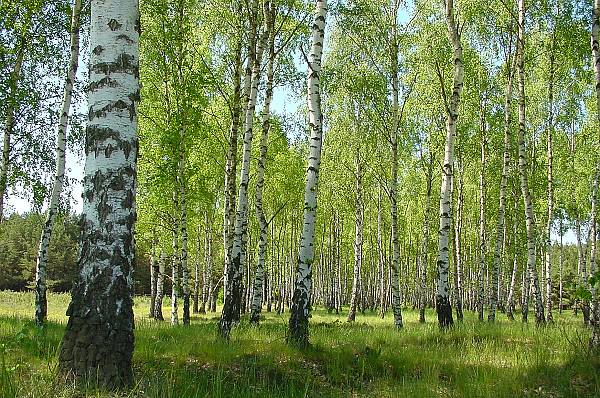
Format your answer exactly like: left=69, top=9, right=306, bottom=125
left=154, top=251, right=166, bottom=320
left=517, top=0, right=545, bottom=325
left=35, top=0, right=82, bottom=325
left=0, top=27, right=29, bottom=220
left=288, top=0, right=327, bottom=348
left=436, top=0, right=463, bottom=328
left=220, top=1, right=267, bottom=337
left=590, top=0, right=600, bottom=352
left=250, top=3, right=275, bottom=325
left=490, top=43, right=515, bottom=322
left=348, top=149, right=363, bottom=322
left=58, top=0, right=139, bottom=385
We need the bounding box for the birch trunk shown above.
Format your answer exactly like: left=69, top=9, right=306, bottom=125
left=419, top=155, right=433, bottom=323
left=436, top=0, right=463, bottom=328
left=179, top=149, right=190, bottom=326
left=35, top=0, right=82, bottom=325
left=220, top=1, right=267, bottom=338
left=389, top=1, right=403, bottom=329
left=517, top=0, right=545, bottom=325
left=202, top=213, right=213, bottom=313
left=477, top=110, right=487, bottom=322
left=154, top=252, right=166, bottom=320
left=490, top=44, right=515, bottom=322
left=287, top=0, right=327, bottom=348
left=150, top=237, right=158, bottom=318
left=251, top=7, right=275, bottom=325
left=545, top=32, right=556, bottom=323
left=222, top=37, right=243, bottom=303
left=378, top=186, right=386, bottom=318
left=453, top=161, right=464, bottom=322
left=0, top=34, right=27, bottom=220
left=348, top=149, right=363, bottom=322
left=171, top=197, right=180, bottom=326
left=58, top=0, right=139, bottom=386
left=590, top=174, right=599, bottom=347
left=590, top=0, right=600, bottom=352
left=193, top=230, right=200, bottom=314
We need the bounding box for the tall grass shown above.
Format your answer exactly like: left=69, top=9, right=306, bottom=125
left=0, top=291, right=598, bottom=397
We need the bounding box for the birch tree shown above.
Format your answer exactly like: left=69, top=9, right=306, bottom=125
left=435, top=0, right=463, bottom=328
left=58, top=0, right=140, bottom=387
left=288, top=0, right=327, bottom=349
left=34, top=0, right=82, bottom=326
left=590, top=0, right=600, bottom=352
left=516, top=0, right=545, bottom=325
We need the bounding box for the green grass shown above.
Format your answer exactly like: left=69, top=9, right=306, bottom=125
left=0, top=291, right=598, bottom=397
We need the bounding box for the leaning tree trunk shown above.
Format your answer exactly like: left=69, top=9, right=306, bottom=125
left=590, top=0, right=600, bottom=353
left=348, top=148, right=364, bottom=322
left=58, top=0, right=140, bottom=387
left=517, top=0, right=545, bottom=325
left=490, top=40, right=515, bottom=322
left=154, top=251, right=166, bottom=320
left=250, top=4, right=275, bottom=325
left=453, top=161, right=464, bottom=322
left=35, top=0, right=82, bottom=326
left=435, top=0, right=463, bottom=328
left=287, top=0, right=327, bottom=349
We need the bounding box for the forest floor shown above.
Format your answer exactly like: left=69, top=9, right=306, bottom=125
left=0, top=291, right=598, bottom=398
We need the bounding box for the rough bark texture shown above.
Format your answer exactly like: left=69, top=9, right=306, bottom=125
left=222, top=36, right=242, bottom=310
left=517, top=0, right=545, bottom=325
left=58, top=0, right=140, bottom=387
left=35, top=0, right=82, bottom=325
left=436, top=0, right=463, bottom=328
left=288, top=0, right=327, bottom=348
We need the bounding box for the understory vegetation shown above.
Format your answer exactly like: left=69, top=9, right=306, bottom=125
left=0, top=292, right=598, bottom=398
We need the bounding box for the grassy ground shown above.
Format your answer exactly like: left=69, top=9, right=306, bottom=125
left=0, top=291, right=598, bottom=397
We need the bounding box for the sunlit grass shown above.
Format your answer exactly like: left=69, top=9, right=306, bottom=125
left=0, top=291, right=598, bottom=397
